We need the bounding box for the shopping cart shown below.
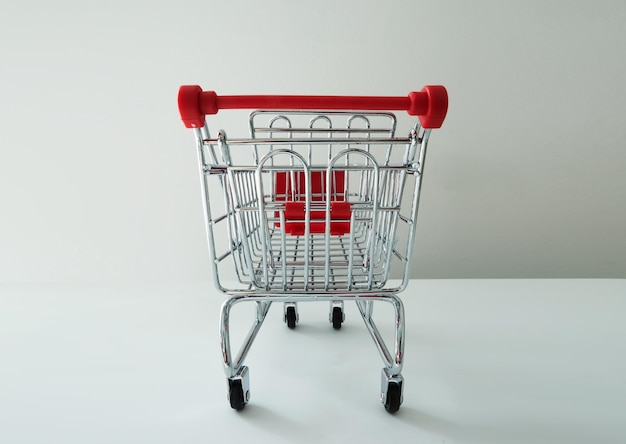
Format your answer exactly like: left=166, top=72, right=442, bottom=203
left=177, top=85, right=448, bottom=413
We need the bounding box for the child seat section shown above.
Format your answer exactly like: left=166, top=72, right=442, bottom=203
left=274, top=170, right=350, bottom=235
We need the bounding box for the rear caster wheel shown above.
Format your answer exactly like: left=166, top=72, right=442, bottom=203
left=285, top=306, right=297, bottom=329
left=331, top=306, right=344, bottom=330
left=383, top=381, right=402, bottom=413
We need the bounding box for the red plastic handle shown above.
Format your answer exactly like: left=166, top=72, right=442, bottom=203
left=178, top=85, right=448, bottom=129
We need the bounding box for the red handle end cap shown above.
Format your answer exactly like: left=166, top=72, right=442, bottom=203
left=416, top=85, right=448, bottom=129
left=178, top=85, right=206, bottom=128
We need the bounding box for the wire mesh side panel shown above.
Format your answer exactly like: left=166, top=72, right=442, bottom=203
left=201, top=111, right=425, bottom=293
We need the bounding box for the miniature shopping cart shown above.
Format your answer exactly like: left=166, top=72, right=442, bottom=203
left=177, top=85, right=448, bottom=413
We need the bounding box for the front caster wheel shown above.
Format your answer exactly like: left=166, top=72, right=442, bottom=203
left=227, top=366, right=250, bottom=411
left=383, top=381, right=402, bottom=413
left=228, top=379, right=246, bottom=410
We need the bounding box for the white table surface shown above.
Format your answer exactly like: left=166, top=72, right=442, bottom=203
left=1, top=279, right=625, bottom=443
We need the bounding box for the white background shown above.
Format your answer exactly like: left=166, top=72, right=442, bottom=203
left=2, top=0, right=626, bottom=282
left=2, top=3, right=626, bottom=441
left=2, top=280, right=625, bottom=443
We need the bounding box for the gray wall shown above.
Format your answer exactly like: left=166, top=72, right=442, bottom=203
left=1, top=0, right=624, bottom=282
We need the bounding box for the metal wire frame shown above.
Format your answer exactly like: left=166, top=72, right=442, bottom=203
left=192, top=111, right=433, bottom=397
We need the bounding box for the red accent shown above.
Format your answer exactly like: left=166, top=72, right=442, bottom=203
left=177, top=85, right=448, bottom=129
left=217, top=95, right=411, bottom=112
left=274, top=171, right=345, bottom=202
left=415, top=85, right=448, bottom=129
left=283, top=202, right=351, bottom=236
left=177, top=85, right=204, bottom=128
left=274, top=171, right=351, bottom=236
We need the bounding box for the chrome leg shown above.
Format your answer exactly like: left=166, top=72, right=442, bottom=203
left=220, top=297, right=271, bottom=378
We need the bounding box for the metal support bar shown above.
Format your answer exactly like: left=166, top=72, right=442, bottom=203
left=220, top=297, right=272, bottom=378
left=356, top=295, right=405, bottom=376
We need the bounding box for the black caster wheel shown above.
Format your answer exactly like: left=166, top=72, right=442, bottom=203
left=384, top=381, right=402, bottom=413
left=228, top=379, right=246, bottom=411
left=285, top=306, right=297, bottom=329
left=331, top=306, right=344, bottom=330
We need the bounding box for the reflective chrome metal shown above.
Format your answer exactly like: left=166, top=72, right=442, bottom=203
left=189, top=110, right=438, bottom=407
left=203, top=137, right=412, bottom=145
